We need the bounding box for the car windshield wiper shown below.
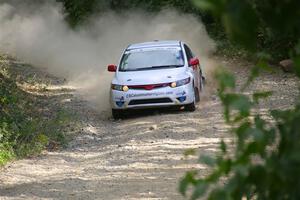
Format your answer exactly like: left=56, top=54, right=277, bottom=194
left=127, top=65, right=183, bottom=71
left=151, top=65, right=184, bottom=69
left=120, top=65, right=183, bottom=72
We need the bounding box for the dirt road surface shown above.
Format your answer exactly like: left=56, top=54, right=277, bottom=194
left=0, top=57, right=299, bottom=199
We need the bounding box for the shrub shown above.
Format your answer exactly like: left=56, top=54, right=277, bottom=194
left=0, top=66, right=68, bottom=165
left=180, top=1, right=300, bottom=199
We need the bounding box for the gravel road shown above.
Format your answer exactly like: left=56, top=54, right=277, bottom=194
left=0, top=57, right=299, bottom=199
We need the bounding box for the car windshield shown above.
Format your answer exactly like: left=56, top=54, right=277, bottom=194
left=119, top=47, right=184, bottom=72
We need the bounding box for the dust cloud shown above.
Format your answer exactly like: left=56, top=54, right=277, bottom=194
left=0, top=1, right=216, bottom=112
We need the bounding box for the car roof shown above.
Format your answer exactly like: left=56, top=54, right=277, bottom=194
left=127, top=40, right=181, bottom=50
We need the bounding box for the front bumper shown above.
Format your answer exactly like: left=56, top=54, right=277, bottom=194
left=110, top=83, right=194, bottom=110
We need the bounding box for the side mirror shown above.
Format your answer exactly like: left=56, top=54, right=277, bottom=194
left=107, top=64, right=117, bottom=72
left=189, top=58, right=200, bottom=66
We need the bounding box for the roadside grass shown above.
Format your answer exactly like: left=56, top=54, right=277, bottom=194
left=0, top=56, right=75, bottom=166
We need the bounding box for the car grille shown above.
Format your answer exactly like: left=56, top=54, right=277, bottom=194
left=128, top=98, right=173, bottom=105
left=128, top=83, right=170, bottom=90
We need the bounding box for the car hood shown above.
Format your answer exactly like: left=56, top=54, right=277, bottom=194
left=112, top=67, right=188, bottom=85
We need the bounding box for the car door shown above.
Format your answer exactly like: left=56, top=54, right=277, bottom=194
left=184, top=44, right=201, bottom=93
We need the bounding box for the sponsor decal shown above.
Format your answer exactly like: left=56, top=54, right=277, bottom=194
left=126, top=91, right=173, bottom=98
left=176, top=91, right=186, bottom=96
left=115, top=96, right=125, bottom=107
left=126, top=47, right=181, bottom=53
left=114, top=96, right=125, bottom=101
left=116, top=101, right=125, bottom=107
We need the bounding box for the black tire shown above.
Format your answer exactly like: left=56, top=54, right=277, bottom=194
left=185, top=88, right=197, bottom=112
left=185, top=102, right=196, bottom=112
left=195, top=87, right=200, bottom=102
left=202, top=76, right=206, bottom=86
left=200, top=71, right=205, bottom=92
left=112, top=109, right=124, bottom=119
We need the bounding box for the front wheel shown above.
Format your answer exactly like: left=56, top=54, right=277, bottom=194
left=185, top=89, right=197, bottom=112
left=185, top=102, right=196, bottom=112
left=112, top=109, right=124, bottom=119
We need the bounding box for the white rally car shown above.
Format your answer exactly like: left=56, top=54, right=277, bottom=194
left=107, top=40, right=204, bottom=119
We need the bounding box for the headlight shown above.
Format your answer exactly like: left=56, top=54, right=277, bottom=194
left=111, top=84, right=129, bottom=92
left=170, top=77, right=191, bottom=88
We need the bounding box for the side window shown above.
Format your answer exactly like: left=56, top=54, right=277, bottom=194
left=184, top=44, right=194, bottom=62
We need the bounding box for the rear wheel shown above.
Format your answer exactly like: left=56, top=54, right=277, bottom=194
left=112, top=109, right=124, bottom=119
left=195, top=87, right=200, bottom=102
left=199, top=71, right=205, bottom=92
left=200, top=76, right=206, bottom=93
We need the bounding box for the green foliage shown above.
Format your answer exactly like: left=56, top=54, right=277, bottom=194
left=54, top=0, right=299, bottom=61
left=193, top=0, right=300, bottom=60
left=0, top=68, right=69, bottom=166
left=180, top=66, right=300, bottom=199
left=56, top=0, right=110, bottom=27
left=180, top=1, right=300, bottom=199
left=0, top=149, right=13, bottom=166
left=193, top=0, right=259, bottom=50
left=56, top=0, right=197, bottom=27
